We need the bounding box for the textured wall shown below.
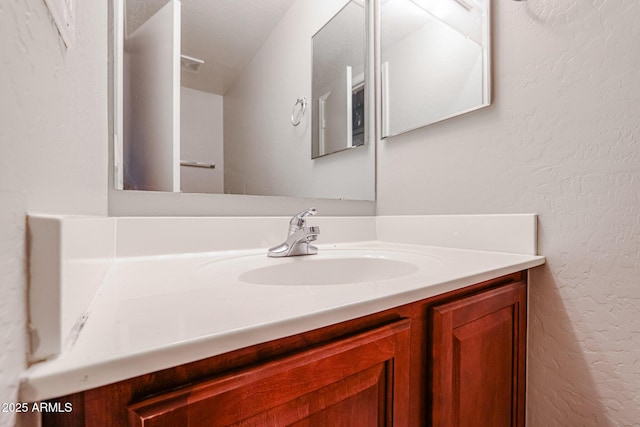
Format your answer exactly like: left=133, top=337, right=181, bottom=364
left=377, top=0, right=640, bottom=425
left=0, top=1, right=107, bottom=425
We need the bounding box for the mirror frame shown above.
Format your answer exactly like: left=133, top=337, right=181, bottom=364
left=107, top=0, right=377, bottom=216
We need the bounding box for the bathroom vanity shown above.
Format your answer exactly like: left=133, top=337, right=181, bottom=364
left=19, top=1, right=531, bottom=423
left=22, top=214, right=542, bottom=426
left=41, top=272, right=525, bottom=427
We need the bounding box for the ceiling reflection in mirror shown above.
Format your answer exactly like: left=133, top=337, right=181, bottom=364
left=117, top=0, right=375, bottom=201
left=380, top=0, right=490, bottom=138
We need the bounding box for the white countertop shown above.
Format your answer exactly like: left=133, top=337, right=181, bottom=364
left=20, top=240, right=544, bottom=402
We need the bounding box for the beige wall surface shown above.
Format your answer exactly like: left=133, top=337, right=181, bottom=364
left=0, top=1, right=108, bottom=426
left=377, top=1, right=640, bottom=425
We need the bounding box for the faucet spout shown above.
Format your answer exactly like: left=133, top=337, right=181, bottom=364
left=268, top=209, right=320, bottom=257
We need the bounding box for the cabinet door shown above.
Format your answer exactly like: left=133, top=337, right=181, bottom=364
left=128, top=319, right=410, bottom=426
left=431, top=281, right=527, bottom=427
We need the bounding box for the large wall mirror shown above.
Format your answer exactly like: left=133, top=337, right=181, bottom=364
left=114, top=0, right=374, bottom=201
left=380, top=0, right=491, bottom=138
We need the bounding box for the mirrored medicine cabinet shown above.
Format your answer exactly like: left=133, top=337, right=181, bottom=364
left=109, top=0, right=490, bottom=213
left=380, top=0, right=491, bottom=137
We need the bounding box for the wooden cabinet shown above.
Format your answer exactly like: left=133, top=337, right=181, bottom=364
left=430, top=281, right=527, bottom=427
left=42, top=272, right=527, bottom=427
left=127, top=320, right=410, bottom=427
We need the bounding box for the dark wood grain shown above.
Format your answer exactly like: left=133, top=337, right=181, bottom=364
left=431, top=281, right=527, bottom=427
left=128, top=319, right=410, bottom=426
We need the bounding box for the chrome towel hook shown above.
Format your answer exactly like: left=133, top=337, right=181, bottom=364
left=291, top=97, right=307, bottom=126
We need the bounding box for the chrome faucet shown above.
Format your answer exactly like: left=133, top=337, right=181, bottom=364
left=268, top=208, right=320, bottom=257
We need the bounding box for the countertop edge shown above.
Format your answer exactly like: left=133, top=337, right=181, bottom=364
left=19, top=255, right=545, bottom=402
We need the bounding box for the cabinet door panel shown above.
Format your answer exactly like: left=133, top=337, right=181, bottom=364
left=249, top=365, right=384, bottom=427
left=128, top=319, right=410, bottom=426
left=431, top=282, right=526, bottom=427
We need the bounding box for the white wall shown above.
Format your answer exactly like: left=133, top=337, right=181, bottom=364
left=377, top=1, right=640, bottom=425
left=224, top=0, right=375, bottom=201
left=0, top=1, right=108, bottom=426
left=180, top=87, right=224, bottom=194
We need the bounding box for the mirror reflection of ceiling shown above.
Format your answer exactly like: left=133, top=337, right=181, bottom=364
left=380, top=0, right=484, bottom=50
left=126, top=0, right=297, bottom=95
left=380, top=0, right=488, bottom=137
left=312, top=1, right=365, bottom=95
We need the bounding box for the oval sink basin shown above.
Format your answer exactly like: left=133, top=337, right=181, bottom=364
left=238, top=256, right=419, bottom=286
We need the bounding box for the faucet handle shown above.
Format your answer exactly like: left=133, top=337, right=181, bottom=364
left=288, top=207, right=317, bottom=234
left=297, top=207, right=317, bottom=218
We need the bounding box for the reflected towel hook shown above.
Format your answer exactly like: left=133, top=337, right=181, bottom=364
left=291, top=97, right=307, bottom=126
